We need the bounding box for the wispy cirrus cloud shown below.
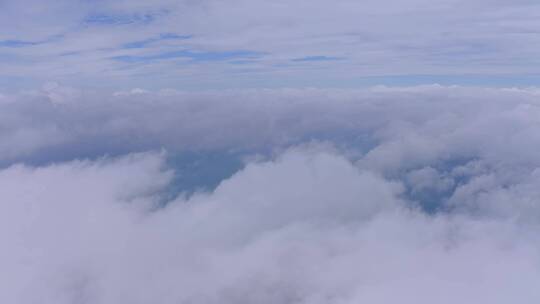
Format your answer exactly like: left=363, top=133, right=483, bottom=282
left=121, top=33, right=191, bottom=49
left=111, top=49, right=262, bottom=63
left=1, top=0, right=540, bottom=89
left=0, top=40, right=40, bottom=48
left=291, top=56, right=344, bottom=62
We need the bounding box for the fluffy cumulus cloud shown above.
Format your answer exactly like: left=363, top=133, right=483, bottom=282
left=2, top=85, right=540, bottom=303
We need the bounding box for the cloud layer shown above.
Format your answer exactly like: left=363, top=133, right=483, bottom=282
left=2, top=149, right=540, bottom=303
left=2, top=85, right=540, bottom=166
left=1, top=0, right=540, bottom=88
left=2, top=86, right=540, bottom=302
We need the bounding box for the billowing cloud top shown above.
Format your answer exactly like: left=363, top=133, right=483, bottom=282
left=1, top=0, right=540, bottom=89
left=2, top=85, right=540, bottom=303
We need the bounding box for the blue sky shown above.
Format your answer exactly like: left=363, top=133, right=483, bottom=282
left=0, top=0, right=539, bottom=90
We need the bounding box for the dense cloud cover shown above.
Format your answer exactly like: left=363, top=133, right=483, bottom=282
left=3, top=86, right=540, bottom=303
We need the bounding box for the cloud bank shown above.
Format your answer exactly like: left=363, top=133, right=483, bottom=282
left=2, top=86, right=540, bottom=303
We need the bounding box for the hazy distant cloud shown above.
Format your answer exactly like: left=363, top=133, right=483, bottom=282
left=1, top=85, right=539, bottom=168
left=1, top=0, right=540, bottom=88
left=291, top=56, right=344, bottom=62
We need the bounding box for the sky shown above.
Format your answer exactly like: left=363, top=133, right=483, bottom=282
left=1, top=0, right=540, bottom=90
left=3, top=1, right=540, bottom=304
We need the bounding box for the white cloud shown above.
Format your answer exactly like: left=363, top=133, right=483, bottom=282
left=3, top=1, right=540, bottom=301
left=1, top=147, right=540, bottom=303
left=1, top=0, right=540, bottom=87
left=2, top=86, right=540, bottom=302
left=2, top=85, right=540, bottom=168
